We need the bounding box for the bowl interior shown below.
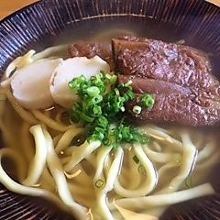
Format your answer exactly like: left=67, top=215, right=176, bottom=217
left=0, top=0, right=220, bottom=220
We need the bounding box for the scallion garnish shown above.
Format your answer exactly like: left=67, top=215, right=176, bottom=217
left=95, top=179, right=105, bottom=188
left=133, top=155, right=139, bottom=164
left=133, top=105, right=142, bottom=114
left=140, top=94, right=155, bottom=109
left=86, top=86, right=100, bottom=97
left=69, top=72, right=152, bottom=148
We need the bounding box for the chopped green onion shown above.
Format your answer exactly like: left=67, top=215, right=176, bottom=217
left=114, top=88, right=120, bottom=96
left=120, top=106, right=125, bottom=112
left=69, top=72, right=151, bottom=148
left=91, top=105, right=102, bottom=117
left=125, top=80, right=132, bottom=87
left=76, top=111, right=94, bottom=123
left=141, top=94, right=155, bottom=109
left=97, top=116, right=109, bottom=128
left=86, top=86, right=100, bottom=97
left=90, top=95, right=103, bottom=104
left=133, top=105, right=142, bottom=114
left=133, top=155, right=139, bottom=164
left=95, top=179, right=105, bottom=188
left=138, top=164, right=146, bottom=176
left=68, top=75, right=86, bottom=90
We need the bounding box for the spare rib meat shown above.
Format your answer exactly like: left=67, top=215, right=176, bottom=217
left=114, top=37, right=220, bottom=127
left=68, top=41, right=113, bottom=70
left=68, top=36, right=220, bottom=127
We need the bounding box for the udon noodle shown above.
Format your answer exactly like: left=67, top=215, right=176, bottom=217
left=0, top=46, right=218, bottom=220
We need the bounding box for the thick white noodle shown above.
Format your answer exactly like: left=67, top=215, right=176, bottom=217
left=104, top=154, right=112, bottom=178
left=42, top=127, right=89, bottom=220
left=93, top=146, right=112, bottom=183
left=115, top=183, right=214, bottom=210
left=114, top=144, right=157, bottom=198
left=158, top=132, right=197, bottom=194
left=105, top=148, right=124, bottom=192
left=141, top=125, right=171, bottom=135
left=143, top=132, right=198, bottom=218
left=119, top=151, right=141, bottom=190
left=197, top=142, right=215, bottom=162
left=32, top=110, right=70, bottom=132
left=140, top=127, right=182, bottom=150
left=158, top=161, right=179, bottom=177
left=64, top=141, right=101, bottom=172
left=33, top=45, right=68, bottom=60
left=96, top=148, right=124, bottom=220
left=23, top=125, right=48, bottom=186
left=55, top=127, right=84, bottom=153
left=0, top=148, right=64, bottom=208
left=143, top=145, right=181, bottom=163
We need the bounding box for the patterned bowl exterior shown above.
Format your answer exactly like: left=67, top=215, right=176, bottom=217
left=0, top=0, right=220, bottom=219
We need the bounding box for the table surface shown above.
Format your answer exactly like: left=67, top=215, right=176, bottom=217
left=0, top=0, right=39, bottom=20
left=0, top=0, right=219, bottom=20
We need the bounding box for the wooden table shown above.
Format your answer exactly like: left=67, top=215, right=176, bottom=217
left=0, top=0, right=39, bottom=20
left=0, top=0, right=219, bottom=20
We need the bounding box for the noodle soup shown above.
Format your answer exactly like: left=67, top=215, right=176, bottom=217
left=0, top=25, right=220, bottom=220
